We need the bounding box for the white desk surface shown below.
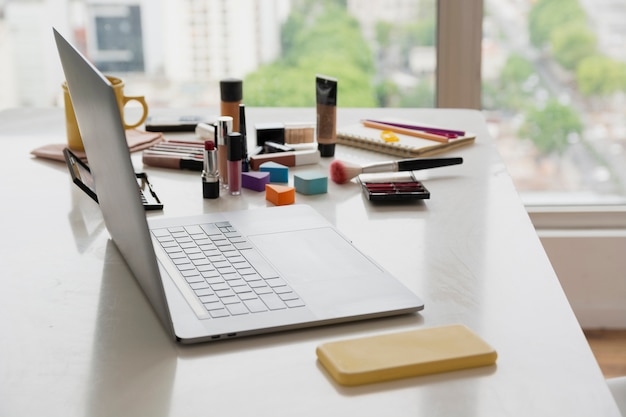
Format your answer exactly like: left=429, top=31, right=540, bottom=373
left=0, top=107, right=620, bottom=417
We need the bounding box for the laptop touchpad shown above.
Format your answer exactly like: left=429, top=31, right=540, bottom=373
left=249, top=228, right=383, bottom=285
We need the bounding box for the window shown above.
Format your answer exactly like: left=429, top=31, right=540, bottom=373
left=482, top=0, right=626, bottom=208
left=0, top=0, right=435, bottom=108
left=2, top=0, right=625, bottom=211
left=90, top=5, right=145, bottom=72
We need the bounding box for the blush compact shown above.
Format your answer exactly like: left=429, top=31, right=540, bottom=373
left=358, top=171, right=430, bottom=202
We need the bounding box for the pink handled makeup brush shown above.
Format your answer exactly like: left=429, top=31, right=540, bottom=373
left=329, top=157, right=463, bottom=184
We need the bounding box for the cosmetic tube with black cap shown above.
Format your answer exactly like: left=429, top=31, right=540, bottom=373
left=316, top=74, right=338, bottom=157
left=239, top=103, right=249, bottom=172
left=227, top=132, right=243, bottom=196
left=220, top=78, right=242, bottom=133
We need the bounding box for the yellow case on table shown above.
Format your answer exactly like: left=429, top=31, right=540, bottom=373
left=316, top=324, right=497, bottom=386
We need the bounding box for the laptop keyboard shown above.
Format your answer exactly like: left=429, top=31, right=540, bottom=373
left=151, top=222, right=305, bottom=318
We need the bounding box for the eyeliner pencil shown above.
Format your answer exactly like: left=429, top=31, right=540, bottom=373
left=362, top=120, right=452, bottom=143
left=364, top=119, right=465, bottom=137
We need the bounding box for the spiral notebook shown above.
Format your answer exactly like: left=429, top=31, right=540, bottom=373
left=337, top=122, right=475, bottom=158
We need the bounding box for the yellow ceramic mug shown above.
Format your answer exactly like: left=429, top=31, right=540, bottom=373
left=62, top=75, right=149, bottom=151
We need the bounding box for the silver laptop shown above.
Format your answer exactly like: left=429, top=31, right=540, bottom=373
left=54, top=28, right=423, bottom=344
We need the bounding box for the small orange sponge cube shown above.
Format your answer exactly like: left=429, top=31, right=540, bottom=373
left=265, top=184, right=295, bottom=206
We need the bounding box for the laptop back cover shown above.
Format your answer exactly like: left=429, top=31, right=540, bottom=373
left=54, top=28, right=175, bottom=338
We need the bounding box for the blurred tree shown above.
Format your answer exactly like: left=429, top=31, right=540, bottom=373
left=521, top=99, right=583, bottom=156
left=398, top=81, right=434, bottom=108
left=551, top=23, right=596, bottom=71
left=375, top=79, right=400, bottom=107
left=528, top=0, right=586, bottom=48
left=576, top=54, right=626, bottom=97
left=483, top=53, right=534, bottom=112
left=372, top=2, right=435, bottom=107
left=245, top=0, right=376, bottom=107
left=501, top=53, right=535, bottom=84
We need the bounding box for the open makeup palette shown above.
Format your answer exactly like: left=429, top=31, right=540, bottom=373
left=358, top=172, right=430, bottom=202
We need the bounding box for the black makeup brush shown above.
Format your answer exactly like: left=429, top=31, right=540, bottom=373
left=329, top=157, right=463, bottom=184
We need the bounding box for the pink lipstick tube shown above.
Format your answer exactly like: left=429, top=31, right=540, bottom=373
left=227, top=132, right=243, bottom=195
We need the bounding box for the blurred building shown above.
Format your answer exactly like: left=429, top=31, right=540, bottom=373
left=0, top=0, right=289, bottom=108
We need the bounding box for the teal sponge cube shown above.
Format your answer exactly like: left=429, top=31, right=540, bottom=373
left=259, top=161, right=289, bottom=183
left=294, top=172, right=328, bottom=195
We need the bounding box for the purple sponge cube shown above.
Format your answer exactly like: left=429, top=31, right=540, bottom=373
left=242, top=171, right=270, bottom=192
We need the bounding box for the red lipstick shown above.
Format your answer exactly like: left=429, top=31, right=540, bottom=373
left=202, top=140, right=219, bottom=199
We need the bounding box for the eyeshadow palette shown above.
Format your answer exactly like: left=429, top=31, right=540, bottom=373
left=358, top=172, right=430, bottom=202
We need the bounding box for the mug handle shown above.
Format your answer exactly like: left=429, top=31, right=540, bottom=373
left=121, top=95, right=149, bottom=129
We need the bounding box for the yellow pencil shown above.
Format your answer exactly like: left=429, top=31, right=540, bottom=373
left=362, top=120, right=451, bottom=143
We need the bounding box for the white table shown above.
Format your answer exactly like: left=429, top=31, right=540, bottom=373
left=0, top=107, right=620, bottom=417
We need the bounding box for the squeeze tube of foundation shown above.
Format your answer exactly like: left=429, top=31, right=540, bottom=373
left=315, top=74, right=338, bottom=157
left=220, top=78, right=242, bottom=133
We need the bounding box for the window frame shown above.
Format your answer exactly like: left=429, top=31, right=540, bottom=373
left=436, top=0, right=483, bottom=110
left=436, top=0, right=626, bottom=228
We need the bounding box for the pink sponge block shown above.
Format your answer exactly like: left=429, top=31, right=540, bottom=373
left=242, top=171, right=270, bottom=191
left=265, top=184, right=295, bottom=206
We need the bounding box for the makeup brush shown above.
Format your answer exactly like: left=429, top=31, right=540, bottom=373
left=329, top=157, right=463, bottom=184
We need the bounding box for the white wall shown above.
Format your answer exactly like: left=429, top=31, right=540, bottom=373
left=538, top=231, right=626, bottom=329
